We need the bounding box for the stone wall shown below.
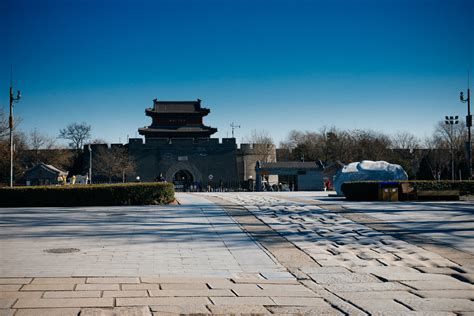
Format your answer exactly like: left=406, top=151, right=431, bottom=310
left=128, top=138, right=238, bottom=184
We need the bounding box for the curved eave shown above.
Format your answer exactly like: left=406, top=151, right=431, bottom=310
left=138, top=127, right=217, bottom=137
left=145, top=108, right=211, bottom=116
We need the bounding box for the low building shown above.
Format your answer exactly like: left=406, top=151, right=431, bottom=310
left=24, top=163, right=68, bottom=186
left=255, top=161, right=325, bottom=191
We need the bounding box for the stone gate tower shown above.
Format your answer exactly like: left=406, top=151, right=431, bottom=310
left=128, top=99, right=238, bottom=188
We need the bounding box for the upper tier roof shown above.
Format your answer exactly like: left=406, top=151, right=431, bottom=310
left=148, top=99, right=210, bottom=114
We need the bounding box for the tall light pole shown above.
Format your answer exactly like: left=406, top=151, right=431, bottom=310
left=445, top=116, right=459, bottom=180
left=88, top=144, right=92, bottom=184
left=9, top=69, right=21, bottom=187
left=460, top=87, right=471, bottom=179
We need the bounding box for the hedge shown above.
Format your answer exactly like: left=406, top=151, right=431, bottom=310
left=0, top=182, right=175, bottom=207
left=341, top=180, right=474, bottom=201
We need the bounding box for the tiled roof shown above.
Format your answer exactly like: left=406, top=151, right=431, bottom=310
left=258, top=161, right=323, bottom=170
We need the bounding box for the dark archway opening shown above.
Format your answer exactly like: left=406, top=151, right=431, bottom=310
left=172, top=170, right=194, bottom=192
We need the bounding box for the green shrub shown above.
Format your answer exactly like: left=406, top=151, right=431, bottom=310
left=0, top=182, right=175, bottom=207
left=341, top=180, right=474, bottom=201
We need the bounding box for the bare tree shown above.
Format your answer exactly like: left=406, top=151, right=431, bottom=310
left=0, top=107, right=8, bottom=139
left=421, top=135, right=449, bottom=180
left=59, top=122, right=91, bottom=150
left=25, top=129, right=73, bottom=169
left=30, top=128, right=55, bottom=152
left=245, top=129, right=275, bottom=162
left=93, top=146, right=136, bottom=183
left=391, top=131, right=420, bottom=150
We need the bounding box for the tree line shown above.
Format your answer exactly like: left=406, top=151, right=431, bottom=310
left=0, top=108, right=135, bottom=184
left=0, top=105, right=470, bottom=184
left=277, top=122, right=469, bottom=180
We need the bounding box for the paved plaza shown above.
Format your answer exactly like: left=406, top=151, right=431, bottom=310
left=0, top=192, right=473, bottom=315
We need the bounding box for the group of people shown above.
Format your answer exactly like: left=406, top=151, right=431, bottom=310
left=57, top=175, right=79, bottom=185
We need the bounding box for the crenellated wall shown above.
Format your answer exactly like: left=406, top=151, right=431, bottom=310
left=86, top=138, right=279, bottom=185
left=127, top=137, right=238, bottom=183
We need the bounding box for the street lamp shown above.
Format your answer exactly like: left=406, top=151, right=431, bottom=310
left=88, top=144, right=92, bottom=184
left=9, top=82, right=21, bottom=187
left=460, top=88, right=471, bottom=179
left=445, top=116, right=459, bottom=180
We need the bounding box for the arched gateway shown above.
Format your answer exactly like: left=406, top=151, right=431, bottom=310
left=172, top=169, right=194, bottom=191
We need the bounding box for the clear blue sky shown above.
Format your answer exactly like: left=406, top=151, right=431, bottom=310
left=1, top=0, right=473, bottom=146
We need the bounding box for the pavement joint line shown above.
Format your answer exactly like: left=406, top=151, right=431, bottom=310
left=394, top=297, right=416, bottom=311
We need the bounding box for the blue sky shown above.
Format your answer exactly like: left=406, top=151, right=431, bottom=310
left=1, top=0, right=473, bottom=146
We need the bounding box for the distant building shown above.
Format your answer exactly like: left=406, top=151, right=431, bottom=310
left=24, top=163, right=68, bottom=186
left=255, top=161, right=324, bottom=191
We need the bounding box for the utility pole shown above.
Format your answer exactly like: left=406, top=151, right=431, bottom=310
left=445, top=116, right=459, bottom=180
left=88, top=144, right=92, bottom=184
left=460, top=78, right=472, bottom=179
left=9, top=66, right=21, bottom=187
left=230, top=122, right=240, bottom=139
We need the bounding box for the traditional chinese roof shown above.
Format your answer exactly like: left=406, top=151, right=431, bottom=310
left=139, top=98, right=218, bottom=139
left=257, top=161, right=324, bottom=170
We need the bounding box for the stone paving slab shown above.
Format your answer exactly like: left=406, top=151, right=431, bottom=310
left=43, top=291, right=102, bottom=298
left=0, top=279, right=32, bottom=285
left=308, top=272, right=378, bottom=284
left=350, top=298, right=411, bottom=313
left=102, top=290, right=149, bottom=298
left=337, top=290, right=419, bottom=300
left=22, top=284, right=75, bottom=291
left=87, top=277, right=140, bottom=284
left=14, top=308, right=81, bottom=316
left=271, top=296, right=330, bottom=306
left=415, top=290, right=474, bottom=299
left=149, top=304, right=209, bottom=314
left=207, top=304, right=271, bottom=315
left=400, top=298, right=474, bottom=312
left=117, top=297, right=210, bottom=306
left=0, top=286, right=21, bottom=292
left=402, top=280, right=474, bottom=291
left=13, top=298, right=114, bottom=308
left=76, top=284, right=120, bottom=291
left=31, top=278, right=86, bottom=284
left=209, top=296, right=273, bottom=305
left=370, top=312, right=456, bottom=316
left=81, top=307, right=152, bottom=316
left=0, top=292, right=43, bottom=299
left=149, top=289, right=234, bottom=297
left=0, top=300, right=15, bottom=309
left=0, top=309, right=14, bottom=316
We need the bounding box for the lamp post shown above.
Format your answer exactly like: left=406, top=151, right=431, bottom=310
left=445, top=116, right=459, bottom=180
left=88, top=144, right=92, bottom=184
left=460, top=88, right=471, bottom=179
left=9, top=82, right=21, bottom=187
